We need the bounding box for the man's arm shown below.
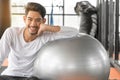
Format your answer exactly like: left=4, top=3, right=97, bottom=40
left=0, top=28, right=11, bottom=68
left=45, top=25, right=60, bottom=32
left=37, top=24, right=61, bottom=36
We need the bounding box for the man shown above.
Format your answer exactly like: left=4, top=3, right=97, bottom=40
left=0, top=2, right=78, bottom=80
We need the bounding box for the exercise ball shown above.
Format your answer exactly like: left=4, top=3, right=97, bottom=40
left=33, top=33, right=110, bottom=80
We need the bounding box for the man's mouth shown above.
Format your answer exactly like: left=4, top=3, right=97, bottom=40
left=30, top=27, right=37, bottom=31
left=28, top=26, right=39, bottom=35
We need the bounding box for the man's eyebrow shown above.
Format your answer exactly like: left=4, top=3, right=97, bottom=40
left=27, top=17, right=32, bottom=19
left=27, top=17, right=42, bottom=19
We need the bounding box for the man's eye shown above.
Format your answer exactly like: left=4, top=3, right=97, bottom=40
left=36, top=19, right=40, bottom=22
left=36, top=19, right=42, bottom=22
left=28, top=18, right=32, bottom=21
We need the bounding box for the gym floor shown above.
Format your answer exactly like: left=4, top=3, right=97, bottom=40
left=109, top=68, right=120, bottom=80
left=1, top=59, right=120, bottom=80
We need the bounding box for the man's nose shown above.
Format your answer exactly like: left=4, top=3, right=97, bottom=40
left=31, top=20, right=37, bottom=26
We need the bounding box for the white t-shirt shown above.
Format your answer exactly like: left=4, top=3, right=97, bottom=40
left=0, top=26, right=79, bottom=77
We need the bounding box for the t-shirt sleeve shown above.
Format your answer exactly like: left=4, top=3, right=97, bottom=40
left=37, top=26, right=79, bottom=46
left=0, top=28, right=12, bottom=67
left=53, top=26, right=79, bottom=39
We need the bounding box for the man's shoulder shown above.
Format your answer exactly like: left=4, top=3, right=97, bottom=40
left=6, top=27, right=24, bottom=33
left=4, top=27, right=24, bottom=37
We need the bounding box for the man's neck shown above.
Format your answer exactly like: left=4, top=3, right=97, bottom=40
left=23, top=28, right=37, bottom=42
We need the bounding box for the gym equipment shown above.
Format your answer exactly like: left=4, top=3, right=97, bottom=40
left=33, top=33, right=110, bottom=80
left=74, top=1, right=97, bottom=37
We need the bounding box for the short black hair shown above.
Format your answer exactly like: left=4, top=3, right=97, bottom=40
left=25, top=2, right=46, bottom=18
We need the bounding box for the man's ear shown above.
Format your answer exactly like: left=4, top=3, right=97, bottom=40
left=23, top=15, right=26, bottom=23
left=42, top=18, right=46, bottom=23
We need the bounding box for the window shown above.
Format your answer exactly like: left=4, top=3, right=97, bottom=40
left=11, top=0, right=97, bottom=30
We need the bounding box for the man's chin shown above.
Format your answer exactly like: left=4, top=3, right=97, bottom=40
left=28, top=30, right=38, bottom=35
left=30, top=32, right=37, bottom=35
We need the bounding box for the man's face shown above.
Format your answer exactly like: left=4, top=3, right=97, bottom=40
left=24, top=11, right=45, bottom=35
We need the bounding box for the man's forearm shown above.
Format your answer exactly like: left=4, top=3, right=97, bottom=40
left=46, top=25, right=61, bottom=32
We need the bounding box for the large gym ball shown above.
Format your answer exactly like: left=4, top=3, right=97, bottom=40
left=33, top=33, right=110, bottom=80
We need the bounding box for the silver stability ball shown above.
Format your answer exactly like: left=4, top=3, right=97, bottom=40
left=33, top=33, right=110, bottom=80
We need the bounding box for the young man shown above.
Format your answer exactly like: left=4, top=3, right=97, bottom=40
left=0, top=2, right=78, bottom=80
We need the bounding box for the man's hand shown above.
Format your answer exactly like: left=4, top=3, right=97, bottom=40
left=37, top=24, right=48, bottom=36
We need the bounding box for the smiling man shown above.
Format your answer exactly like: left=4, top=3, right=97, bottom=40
left=0, top=2, right=78, bottom=80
